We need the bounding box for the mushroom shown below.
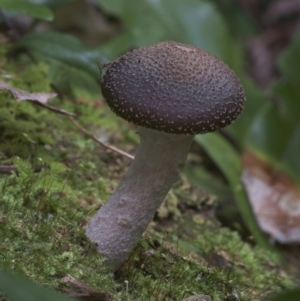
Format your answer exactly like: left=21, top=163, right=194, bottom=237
left=86, top=41, right=245, bottom=271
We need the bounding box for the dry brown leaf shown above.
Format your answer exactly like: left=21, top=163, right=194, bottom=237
left=0, top=79, right=56, bottom=103
left=0, top=79, right=75, bottom=116
left=242, top=151, right=300, bottom=243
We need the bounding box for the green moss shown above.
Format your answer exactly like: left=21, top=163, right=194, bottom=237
left=9, top=63, right=52, bottom=92
left=110, top=228, right=293, bottom=301
left=192, top=227, right=292, bottom=299
left=0, top=49, right=119, bottom=293
left=114, top=240, right=224, bottom=301
left=0, top=157, right=114, bottom=290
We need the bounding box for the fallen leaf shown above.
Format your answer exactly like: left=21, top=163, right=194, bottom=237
left=0, top=79, right=56, bottom=103
left=242, top=151, right=300, bottom=243
left=0, top=79, right=75, bottom=116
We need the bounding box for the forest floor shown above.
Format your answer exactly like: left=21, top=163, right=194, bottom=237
left=0, top=51, right=297, bottom=301
left=1, top=0, right=300, bottom=300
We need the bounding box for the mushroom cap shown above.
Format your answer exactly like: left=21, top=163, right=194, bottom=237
left=101, top=41, right=245, bottom=135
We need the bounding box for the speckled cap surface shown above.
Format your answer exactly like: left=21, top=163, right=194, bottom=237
left=101, top=41, right=245, bottom=135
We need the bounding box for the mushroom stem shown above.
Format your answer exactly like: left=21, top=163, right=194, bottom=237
left=86, top=127, right=194, bottom=270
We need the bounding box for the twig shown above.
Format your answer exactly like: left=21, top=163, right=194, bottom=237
left=61, top=274, right=112, bottom=300
left=32, top=101, right=76, bottom=117
left=67, top=116, right=134, bottom=160
left=1, top=77, right=133, bottom=160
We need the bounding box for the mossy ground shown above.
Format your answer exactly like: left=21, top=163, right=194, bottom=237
left=0, top=47, right=294, bottom=301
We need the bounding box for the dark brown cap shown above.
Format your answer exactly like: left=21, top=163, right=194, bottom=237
left=101, top=41, right=245, bottom=135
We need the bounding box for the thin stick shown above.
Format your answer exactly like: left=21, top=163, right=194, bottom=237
left=61, top=274, right=112, bottom=300
left=68, top=116, right=134, bottom=160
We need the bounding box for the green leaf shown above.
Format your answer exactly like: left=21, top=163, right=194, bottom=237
left=246, top=92, right=300, bottom=184
left=271, top=288, right=300, bottom=301
left=0, top=270, right=75, bottom=301
left=100, top=32, right=136, bottom=59
left=228, top=74, right=269, bottom=143
left=0, top=0, right=54, bottom=21
left=97, top=0, right=243, bottom=68
left=13, top=31, right=108, bottom=95
left=95, top=0, right=124, bottom=16
left=278, top=32, right=300, bottom=86
left=194, top=133, right=269, bottom=248
left=185, top=165, right=232, bottom=198
left=212, top=0, right=258, bottom=39
left=15, top=31, right=106, bottom=78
